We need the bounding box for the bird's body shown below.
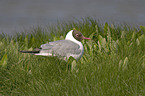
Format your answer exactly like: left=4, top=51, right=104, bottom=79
left=20, top=30, right=91, bottom=60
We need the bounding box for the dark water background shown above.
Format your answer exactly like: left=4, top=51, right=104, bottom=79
left=0, top=0, right=145, bottom=35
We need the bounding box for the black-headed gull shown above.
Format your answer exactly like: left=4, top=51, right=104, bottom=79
left=20, top=30, right=91, bottom=60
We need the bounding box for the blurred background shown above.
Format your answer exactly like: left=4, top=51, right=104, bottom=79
left=0, top=0, right=145, bottom=35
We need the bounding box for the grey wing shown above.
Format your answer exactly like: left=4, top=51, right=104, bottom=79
left=40, top=40, right=81, bottom=57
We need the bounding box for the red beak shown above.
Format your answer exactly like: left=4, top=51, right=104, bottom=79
left=82, top=36, right=91, bottom=40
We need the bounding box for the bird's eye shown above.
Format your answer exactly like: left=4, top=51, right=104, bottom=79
left=76, top=34, right=81, bottom=37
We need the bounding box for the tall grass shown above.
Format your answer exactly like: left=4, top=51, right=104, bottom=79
left=0, top=18, right=145, bottom=96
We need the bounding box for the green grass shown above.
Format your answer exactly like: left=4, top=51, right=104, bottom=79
left=0, top=18, right=145, bottom=96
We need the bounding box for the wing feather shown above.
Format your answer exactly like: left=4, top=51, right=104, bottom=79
left=40, top=40, right=81, bottom=57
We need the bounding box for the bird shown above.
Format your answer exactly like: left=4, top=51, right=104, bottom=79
left=20, top=30, right=91, bottom=60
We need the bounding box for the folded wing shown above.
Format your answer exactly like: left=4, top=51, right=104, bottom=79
left=39, top=40, right=81, bottom=57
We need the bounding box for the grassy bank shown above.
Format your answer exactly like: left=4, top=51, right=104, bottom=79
left=0, top=18, right=145, bottom=96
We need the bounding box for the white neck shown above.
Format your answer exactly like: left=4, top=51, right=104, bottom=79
left=65, top=30, right=82, bottom=45
left=65, top=30, right=84, bottom=60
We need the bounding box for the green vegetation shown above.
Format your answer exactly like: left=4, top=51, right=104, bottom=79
left=0, top=18, right=145, bottom=96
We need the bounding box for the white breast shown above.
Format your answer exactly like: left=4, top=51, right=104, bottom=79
left=65, top=30, right=84, bottom=60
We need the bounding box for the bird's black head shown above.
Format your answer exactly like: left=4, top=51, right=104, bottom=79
left=72, top=30, right=91, bottom=41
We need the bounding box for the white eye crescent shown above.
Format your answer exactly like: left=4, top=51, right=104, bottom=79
left=76, top=34, right=79, bottom=37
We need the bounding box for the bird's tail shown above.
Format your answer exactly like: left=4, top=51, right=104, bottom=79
left=19, top=48, right=40, bottom=54
left=19, top=50, right=40, bottom=54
